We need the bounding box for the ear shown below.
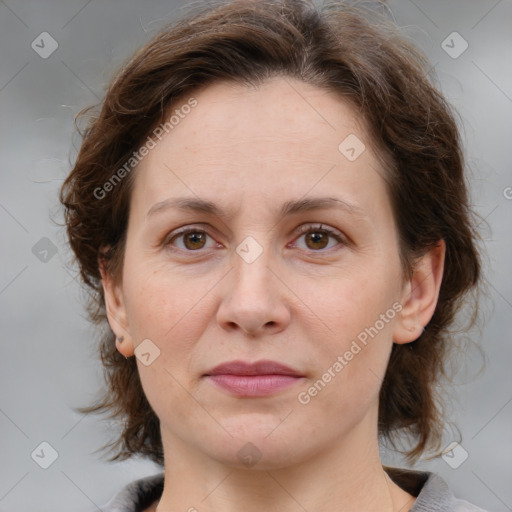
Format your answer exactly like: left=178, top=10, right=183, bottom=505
left=99, top=254, right=135, bottom=358
left=393, top=240, right=446, bottom=344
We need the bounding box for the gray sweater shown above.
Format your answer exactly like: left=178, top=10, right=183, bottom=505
left=98, top=468, right=490, bottom=512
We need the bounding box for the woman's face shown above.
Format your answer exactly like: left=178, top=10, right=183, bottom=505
left=104, top=77, right=436, bottom=469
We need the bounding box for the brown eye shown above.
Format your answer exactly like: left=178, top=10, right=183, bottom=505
left=293, top=224, right=345, bottom=252
left=304, top=231, right=330, bottom=250
left=183, top=231, right=207, bottom=250
left=166, top=228, right=216, bottom=251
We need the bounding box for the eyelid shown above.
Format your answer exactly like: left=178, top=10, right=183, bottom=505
left=290, top=223, right=347, bottom=250
left=163, top=223, right=217, bottom=247
left=294, top=223, right=343, bottom=238
left=167, top=223, right=211, bottom=237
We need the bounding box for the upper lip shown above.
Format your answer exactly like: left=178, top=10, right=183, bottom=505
left=204, top=359, right=303, bottom=377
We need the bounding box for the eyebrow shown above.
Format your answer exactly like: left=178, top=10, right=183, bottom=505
left=146, top=196, right=368, bottom=220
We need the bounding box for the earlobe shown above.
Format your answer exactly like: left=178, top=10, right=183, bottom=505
left=115, top=334, right=134, bottom=358
left=99, top=256, right=135, bottom=357
left=393, top=240, right=446, bottom=345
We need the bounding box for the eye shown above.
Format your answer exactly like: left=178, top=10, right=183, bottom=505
left=292, top=224, right=345, bottom=251
left=165, top=227, right=217, bottom=251
left=163, top=223, right=346, bottom=254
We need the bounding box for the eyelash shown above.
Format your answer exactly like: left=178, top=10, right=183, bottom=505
left=292, top=224, right=345, bottom=250
left=163, top=223, right=346, bottom=254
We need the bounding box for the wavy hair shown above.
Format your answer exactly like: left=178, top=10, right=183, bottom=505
left=60, top=0, right=482, bottom=465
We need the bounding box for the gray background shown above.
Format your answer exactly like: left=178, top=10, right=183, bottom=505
left=1, top=0, right=511, bottom=510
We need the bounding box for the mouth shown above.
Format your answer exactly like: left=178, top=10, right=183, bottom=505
left=203, top=359, right=305, bottom=397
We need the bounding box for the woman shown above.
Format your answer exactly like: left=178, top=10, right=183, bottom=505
left=60, top=0, right=487, bottom=510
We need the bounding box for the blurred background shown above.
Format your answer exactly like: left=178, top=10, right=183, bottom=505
left=1, top=0, right=511, bottom=510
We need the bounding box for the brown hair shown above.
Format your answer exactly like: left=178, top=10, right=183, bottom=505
left=60, top=0, right=481, bottom=466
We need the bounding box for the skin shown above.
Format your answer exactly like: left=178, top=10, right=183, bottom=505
left=101, top=77, right=445, bottom=512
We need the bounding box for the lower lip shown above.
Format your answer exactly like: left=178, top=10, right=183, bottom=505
left=206, top=374, right=302, bottom=397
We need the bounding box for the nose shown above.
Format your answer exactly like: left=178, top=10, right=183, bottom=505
left=216, top=248, right=291, bottom=336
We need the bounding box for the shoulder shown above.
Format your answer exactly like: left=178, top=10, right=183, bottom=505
left=385, top=467, right=490, bottom=512
left=453, top=498, right=491, bottom=512
left=97, top=472, right=164, bottom=512
left=97, top=468, right=490, bottom=512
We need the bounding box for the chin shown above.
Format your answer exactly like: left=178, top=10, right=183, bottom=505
left=203, top=420, right=313, bottom=470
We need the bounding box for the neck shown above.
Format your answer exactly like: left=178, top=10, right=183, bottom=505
left=154, top=418, right=415, bottom=512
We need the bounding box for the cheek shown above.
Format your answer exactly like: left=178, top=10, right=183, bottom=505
left=126, top=276, right=209, bottom=346
left=293, top=271, right=398, bottom=407
left=123, top=248, right=201, bottom=330
left=298, top=324, right=394, bottom=430
left=292, top=266, right=398, bottom=342
left=124, top=269, right=215, bottom=419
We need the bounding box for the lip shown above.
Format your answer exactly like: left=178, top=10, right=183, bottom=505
left=203, top=360, right=304, bottom=397
left=205, top=359, right=303, bottom=377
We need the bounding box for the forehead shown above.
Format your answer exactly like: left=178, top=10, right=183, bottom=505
left=177, top=77, right=367, bottom=151
left=131, top=77, right=388, bottom=219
